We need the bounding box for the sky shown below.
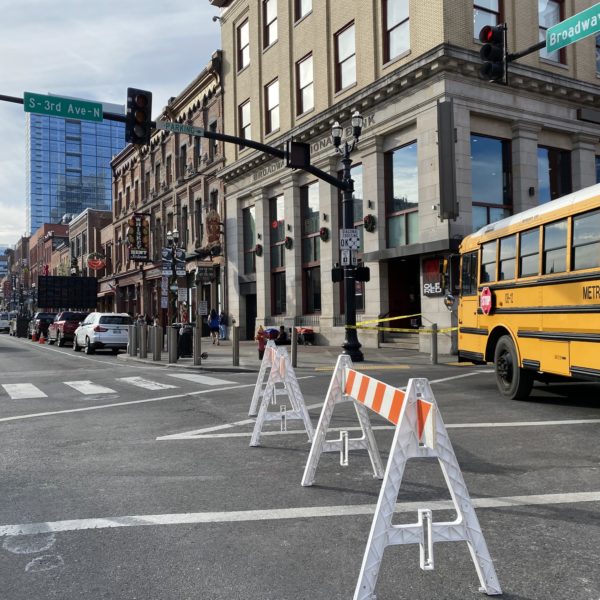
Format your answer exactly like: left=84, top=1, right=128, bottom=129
left=0, top=0, right=221, bottom=246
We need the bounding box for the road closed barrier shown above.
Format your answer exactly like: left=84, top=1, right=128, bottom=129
left=302, top=354, right=502, bottom=598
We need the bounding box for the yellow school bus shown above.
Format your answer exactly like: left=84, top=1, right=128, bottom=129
left=457, top=183, right=600, bottom=399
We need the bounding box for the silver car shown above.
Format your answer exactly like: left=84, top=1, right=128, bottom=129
left=73, top=312, right=133, bottom=354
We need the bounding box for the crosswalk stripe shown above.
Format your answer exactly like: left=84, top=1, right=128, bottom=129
left=117, top=377, right=177, bottom=391
left=2, top=384, right=47, bottom=400
left=167, top=373, right=234, bottom=386
left=64, top=381, right=117, bottom=395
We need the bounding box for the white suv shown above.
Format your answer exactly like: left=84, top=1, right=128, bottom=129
left=73, top=312, right=133, bottom=355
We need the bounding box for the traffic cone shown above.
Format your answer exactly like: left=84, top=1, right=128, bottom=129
left=39, top=333, right=45, bottom=344
left=31, top=332, right=38, bottom=342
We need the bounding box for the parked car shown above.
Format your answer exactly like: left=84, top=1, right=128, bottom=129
left=47, top=311, right=89, bottom=347
left=73, top=312, right=133, bottom=354
left=0, top=312, right=9, bottom=332
left=28, top=312, right=57, bottom=339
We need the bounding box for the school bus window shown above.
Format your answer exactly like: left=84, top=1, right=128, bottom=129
left=460, top=251, right=478, bottom=296
left=572, top=210, right=600, bottom=270
left=480, top=241, right=497, bottom=283
left=499, top=235, right=516, bottom=280
left=543, top=219, right=567, bottom=274
left=519, top=228, right=539, bottom=277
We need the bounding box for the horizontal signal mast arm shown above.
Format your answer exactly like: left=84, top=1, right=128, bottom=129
left=507, top=40, right=546, bottom=62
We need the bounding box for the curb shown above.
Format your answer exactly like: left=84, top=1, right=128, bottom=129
left=116, top=353, right=258, bottom=373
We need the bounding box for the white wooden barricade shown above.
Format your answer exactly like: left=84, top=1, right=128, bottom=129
left=301, top=355, right=385, bottom=486
left=349, top=375, right=502, bottom=598
left=249, top=344, right=314, bottom=447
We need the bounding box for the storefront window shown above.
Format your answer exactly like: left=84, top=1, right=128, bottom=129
left=538, top=146, right=571, bottom=204
left=301, top=182, right=320, bottom=313
left=471, top=134, right=512, bottom=231
left=385, top=143, right=418, bottom=247
left=270, top=195, right=286, bottom=314
left=243, top=206, right=256, bottom=275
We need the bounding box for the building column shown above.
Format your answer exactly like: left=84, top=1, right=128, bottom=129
left=254, top=188, right=270, bottom=324
left=282, top=173, right=301, bottom=327
left=512, top=122, right=541, bottom=213
left=571, top=133, right=598, bottom=191
left=225, top=192, right=242, bottom=332
left=314, top=156, right=340, bottom=342
left=359, top=135, right=386, bottom=348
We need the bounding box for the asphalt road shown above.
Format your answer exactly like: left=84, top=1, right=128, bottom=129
left=0, top=333, right=599, bottom=600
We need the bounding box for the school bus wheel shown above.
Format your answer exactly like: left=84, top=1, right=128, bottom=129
left=493, top=335, right=533, bottom=400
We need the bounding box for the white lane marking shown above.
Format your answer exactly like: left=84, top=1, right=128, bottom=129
left=427, top=370, right=494, bottom=384
left=117, top=377, right=177, bottom=391
left=64, top=381, right=117, bottom=395
left=156, top=399, right=323, bottom=440
left=2, top=384, right=47, bottom=400
left=0, top=383, right=256, bottom=423
left=1, top=491, right=598, bottom=537
left=167, top=373, right=235, bottom=386
left=158, top=418, right=600, bottom=440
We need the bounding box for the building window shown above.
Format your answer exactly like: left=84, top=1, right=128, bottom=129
left=385, top=142, right=419, bottom=247
left=471, top=134, right=512, bottom=231
left=239, top=100, right=251, bottom=141
left=265, top=79, right=280, bottom=135
left=154, top=164, right=160, bottom=191
left=296, top=54, right=314, bottom=116
left=383, top=0, right=409, bottom=62
left=166, top=156, right=172, bottom=186
left=243, top=206, right=256, bottom=275
left=474, top=0, right=500, bottom=36
left=295, top=0, right=311, bottom=21
left=537, top=146, right=571, bottom=203
left=270, top=195, right=286, bottom=314
left=263, top=0, right=278, bottom=48
left=301, top=182, right=321, bottom=313
left=335, top=22, right=356, bottom=92
left=194, top=136, right=201, bottom=169
left=237, top=19, right=250, bottom=70
left=181, top=206, right=188, bottom=248
left=539, top=0, right=564, bottom=63
left=179, top=145, right=187, bottom=178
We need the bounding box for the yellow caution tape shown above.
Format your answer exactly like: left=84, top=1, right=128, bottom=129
left=355, top=312, right=422, bottom=326
left=353, top=325, right=459, bottom=334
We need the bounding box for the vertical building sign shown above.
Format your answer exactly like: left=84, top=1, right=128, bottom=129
left=127, top=213, right=150, bottom=261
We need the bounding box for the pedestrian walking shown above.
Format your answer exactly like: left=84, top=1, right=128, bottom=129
left=208, top=308, right=220, bottom=345
left=255, top=325, right=267, bottom=360
left=219, top=310, right=228, bottom=340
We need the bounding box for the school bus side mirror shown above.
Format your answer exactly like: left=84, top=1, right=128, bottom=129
left=444, top=293, right=455, bottom=310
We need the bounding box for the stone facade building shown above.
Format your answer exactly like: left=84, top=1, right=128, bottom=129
left=107, top=53, right=225, bottom=324
left=212, top=0, right=600, bottom=350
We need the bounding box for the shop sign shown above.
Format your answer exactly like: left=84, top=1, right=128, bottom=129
left=87, top=252, right=106, bottom=271
left=422, top=257, right=444, bottom=296
left=127, top=213, right=150, bottom=262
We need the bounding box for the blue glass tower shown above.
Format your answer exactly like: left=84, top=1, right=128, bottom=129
left=25, top=102, right=125, bottom=234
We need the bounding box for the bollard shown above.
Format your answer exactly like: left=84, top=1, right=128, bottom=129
left=193, top=324, right=202, bottom=366
left=152, top=326, right=162, bottom=361
left=167, top=326, right=178, bottom=364
left=127, top=325, right=134, bottom=356
left=291, top=326, right=298, bottom=368
left=139, top=324, right=148, bottom=359
left=148, top=325, right=155, bottom=354
left=430, top=323, right=438, bottom=365
left=232, top=325, right=240, bottom=366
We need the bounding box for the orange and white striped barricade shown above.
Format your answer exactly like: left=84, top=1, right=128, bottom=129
left=301, top=355, right=385, bottom=486
left=249, top=341, right=278, bottom=417
left=250, top=345, right=314, bottom=447
left=353, top=377, right=502, bottom=599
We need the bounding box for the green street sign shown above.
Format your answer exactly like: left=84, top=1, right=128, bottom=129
left=24, top=92, right=103, bottom=122
left=546, top=2, right=600, bottom=54
left=155, top=119, right=204, bottom=137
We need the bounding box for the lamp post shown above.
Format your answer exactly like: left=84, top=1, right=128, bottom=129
left=332, top=110, right=364, bottom=362
left=166, top=228, right=180, bottom=324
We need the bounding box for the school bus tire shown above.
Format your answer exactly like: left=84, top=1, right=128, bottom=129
left=494, top=335, right=533, bottom=400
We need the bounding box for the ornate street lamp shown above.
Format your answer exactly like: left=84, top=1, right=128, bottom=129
left=332, top=110, right=364, bottom=362
left=167, top=229, right=180, bottom=323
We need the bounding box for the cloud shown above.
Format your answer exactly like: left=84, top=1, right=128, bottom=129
left=0, top=0, right=221, bottom=245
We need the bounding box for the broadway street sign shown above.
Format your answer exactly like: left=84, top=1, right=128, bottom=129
left=24, top=92, right=103, bottom=122
left=546, top=2, right=600, bottom=54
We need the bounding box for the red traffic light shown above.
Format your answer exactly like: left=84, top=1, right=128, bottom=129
left=479, top=25, right=503, bottom=44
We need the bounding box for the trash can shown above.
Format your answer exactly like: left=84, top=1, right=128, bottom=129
left=178, top=323, right=194, bottom=358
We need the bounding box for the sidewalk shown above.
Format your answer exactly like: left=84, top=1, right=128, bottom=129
left=117, top=337, right=456, bottom=373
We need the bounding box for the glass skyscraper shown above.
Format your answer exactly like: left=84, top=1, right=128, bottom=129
left=25, top=102, right=125, bottom=234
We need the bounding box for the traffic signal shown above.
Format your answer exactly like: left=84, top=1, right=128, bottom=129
left=479, top=25, right=506, bottom=83
left=126, top=88, right=153, bottom=145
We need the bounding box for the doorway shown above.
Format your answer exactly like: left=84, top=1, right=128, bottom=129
left=244, top=294, right=257, bottom=340
left=387, top=256, right=421, bottom=328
